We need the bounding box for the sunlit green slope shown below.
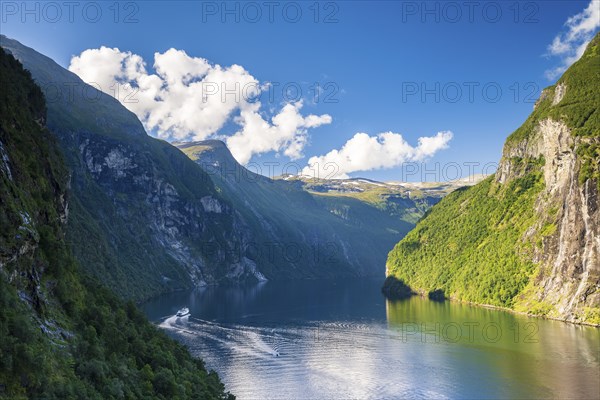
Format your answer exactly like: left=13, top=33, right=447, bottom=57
left=385, top=33, right=600, bottom=324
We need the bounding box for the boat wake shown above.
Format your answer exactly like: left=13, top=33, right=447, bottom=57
left=159, top=316, right=285, bottom=359
left=159, top=313, right=190, bottom=332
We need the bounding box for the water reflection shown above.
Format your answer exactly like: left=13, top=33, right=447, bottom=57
left=386, top=298, right=600, bottom=399
left=142, top=279, right=599, bottom=399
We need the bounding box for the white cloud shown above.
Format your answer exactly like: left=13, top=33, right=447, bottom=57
left=68, top=47, right=331, bottom=164
left=226, top=101, right=332, bottom=165
left=302, top=131, right=453, bottom=179
left=544, top=0, right=600, bottom=79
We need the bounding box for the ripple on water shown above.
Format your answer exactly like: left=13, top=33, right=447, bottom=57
left=159, top=315, right=455, bottom=399
left=147, top=284, right=600, bottom=400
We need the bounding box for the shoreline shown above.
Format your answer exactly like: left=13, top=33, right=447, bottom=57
left=385, top=288, right=600, bottom=328
left=139, top=276, right=599, bottom=328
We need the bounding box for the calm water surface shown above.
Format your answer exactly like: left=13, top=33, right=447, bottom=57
left=142, top=279, right=600, bottom=399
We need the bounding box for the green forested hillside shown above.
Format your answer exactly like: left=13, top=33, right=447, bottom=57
left=386, top=174, right=543, bottom=307
left=385, top=33, right=600, bottom=323
left=0, top=48, right=232, bottom=399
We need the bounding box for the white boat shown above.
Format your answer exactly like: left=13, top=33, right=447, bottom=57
left=176, top=307, right=190, bottom=318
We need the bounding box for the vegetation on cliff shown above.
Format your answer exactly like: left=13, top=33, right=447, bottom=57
left=1, top=35, right=253, bottom=301
left=0, top=48, right=232, bottom=399
left=385, top=33, right=599, bottom=323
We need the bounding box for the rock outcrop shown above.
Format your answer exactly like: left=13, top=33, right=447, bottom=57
left=501, top=111, right=599, bottom=323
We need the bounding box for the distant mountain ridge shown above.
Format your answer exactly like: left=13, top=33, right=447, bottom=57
left=385, top=33, right=600, bottom=325
left=179, top=140, right=483, bottom=278
left=280, top=173, right=484, bottom=225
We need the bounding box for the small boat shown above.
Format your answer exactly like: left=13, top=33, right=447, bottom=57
left=176, top=307, right=190, bottom=318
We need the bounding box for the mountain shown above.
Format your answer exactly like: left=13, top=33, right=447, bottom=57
left=280, top=174, right=484, bottom=224
left=178, top=141, right=400, bottom=278
left=179, top=140, right=365, bottom=278
left=1, top=36, right=270, bottom=301
left=384, top=33, right=600, bottom=325
left=179, top=141, right=484, bottom=278
left=0, top=36, right=463, bottom=298
left=0, top=47, right=231, bottom=399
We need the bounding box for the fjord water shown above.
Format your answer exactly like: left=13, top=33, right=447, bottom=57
left=142, top=279, right=599, bottom=399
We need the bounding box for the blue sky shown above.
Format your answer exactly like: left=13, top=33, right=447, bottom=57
left=2, top=1, right=598, bottom=181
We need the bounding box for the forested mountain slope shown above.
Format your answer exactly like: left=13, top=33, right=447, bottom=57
left=385, top=33, right=600, bottom=325
left=1, top=35, right=264, bottom=300
left=0, top=48, right=232, bottom=399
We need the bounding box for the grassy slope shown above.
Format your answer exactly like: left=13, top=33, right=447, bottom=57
left=386, top=33, right=599, bottom=311
left=0, top=48, right=232, bottom=399
left=387, top=174, right=543, bottom=307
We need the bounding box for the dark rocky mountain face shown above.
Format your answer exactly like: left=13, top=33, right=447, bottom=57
left=1, top=36, right=263, bottom=300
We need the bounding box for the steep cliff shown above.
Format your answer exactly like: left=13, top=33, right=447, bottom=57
left=0, top=48, right=231, bottom=399
left=0, top=36, right=266, bottom=300
left=385, top=33, right=599, bottom=324
left=1, top=36, right=428, bottom=298
left=501, top=35, right=600, bottom=323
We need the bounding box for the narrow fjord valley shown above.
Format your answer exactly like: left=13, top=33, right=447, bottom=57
left=0, top=35, right=456, bottom=302
left=1, top=2, right=599, bottom=399
left=0, top=35, right=469, bottom=399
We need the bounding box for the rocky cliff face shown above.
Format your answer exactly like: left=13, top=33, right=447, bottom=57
left=0, top=36, right=263, bottom=300
left=73, top=133, right=261, bottom=288
left=385, top=33, right=599, bottom=324
left=499, top=86, right=600, bottom=323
